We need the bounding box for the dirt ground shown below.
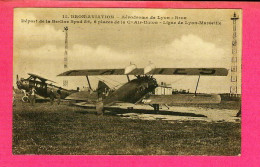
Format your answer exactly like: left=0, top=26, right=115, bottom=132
left=12, top=93, right=241, bottom=155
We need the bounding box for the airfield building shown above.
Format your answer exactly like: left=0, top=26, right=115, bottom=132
left=154, top=82, right=173, bottom=95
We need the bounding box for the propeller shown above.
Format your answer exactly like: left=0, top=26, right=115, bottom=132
left=16, top=74, right=21, bottom=88
left=16, top=74, right=24, bottom=89
left=16, top=74, right=19, bottom=83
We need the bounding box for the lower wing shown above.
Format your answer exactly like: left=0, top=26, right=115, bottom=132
left=141, top=94, right=221, bottom=105
left=73, top=102, right=135, bottom=110
left=71, top=94, right=221, bottom=109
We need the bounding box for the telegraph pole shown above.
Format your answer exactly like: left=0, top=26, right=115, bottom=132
left=63, top=26, right=69, bottom=87
left=230, top=12, right=239, bottom=97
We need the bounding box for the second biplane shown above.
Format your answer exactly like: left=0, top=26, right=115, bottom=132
left=58, top=64, right=229, bottom=115
left=16, top=73, right=77, bottom=102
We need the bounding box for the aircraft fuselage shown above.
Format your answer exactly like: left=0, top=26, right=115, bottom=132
left=103, top=76, right=158, bottom=105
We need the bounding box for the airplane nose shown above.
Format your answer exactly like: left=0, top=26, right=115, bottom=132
left=148, top=78, right=158, bottom=88
left=17, top=79, right=28, bottom=90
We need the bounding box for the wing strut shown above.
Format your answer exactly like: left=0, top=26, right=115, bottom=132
left=194, top=75, right=201, bottom=96
left=126, top=75, right=130, bottom=82
left=86, top=75, right=92, bottom=91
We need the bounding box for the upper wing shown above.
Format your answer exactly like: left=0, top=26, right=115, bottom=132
left=58, top=68, right=228, bottom=76
left=28, top=73, right=56, bottom=83
left=147, top=68, right=228, bottom=76
left=58, top=69, right=143, bottom=76
left=58, top=69, right=124, bottom=76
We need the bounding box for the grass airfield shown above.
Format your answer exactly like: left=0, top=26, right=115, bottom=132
left=13, top=93, right=241, bottom=155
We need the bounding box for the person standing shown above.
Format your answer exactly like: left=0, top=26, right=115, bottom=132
left=56, top=87, right=62, bottom=105
left=30, top=86, right=37, bottom=106
left=50, top=88, right=55, bottom=105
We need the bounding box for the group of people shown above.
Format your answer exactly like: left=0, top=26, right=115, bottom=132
left=28, top=86, right=62, bottom=106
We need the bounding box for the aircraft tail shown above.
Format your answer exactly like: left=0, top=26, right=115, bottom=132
left=97, top=80, right=110, bottom=99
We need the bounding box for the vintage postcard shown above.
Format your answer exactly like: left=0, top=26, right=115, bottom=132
left=13, top=8, right=241, bottom=155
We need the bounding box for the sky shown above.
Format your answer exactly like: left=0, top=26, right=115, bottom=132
left=13, top=8, right=242, bottom=93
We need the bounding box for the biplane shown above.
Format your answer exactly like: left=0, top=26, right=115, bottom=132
left=16, top=73, right=77, bottom=102
left=58, top=64, right=228, bottom=114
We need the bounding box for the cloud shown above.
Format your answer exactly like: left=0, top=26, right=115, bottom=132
left=14, top=34, right=232, bottom=92
left=14, top=11, right=64, bottom=49
left=15, top=34, right=230, bottom=78
left=151, top=34, right=229, bottom=68
left=69, top=44, right=131, bottom=69
left=14, top=43, right=134, bottom=88
left=14, top=44, right=131, bottom=79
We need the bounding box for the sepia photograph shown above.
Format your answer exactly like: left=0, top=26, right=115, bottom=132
left=13, top=8, right=242, bottom=155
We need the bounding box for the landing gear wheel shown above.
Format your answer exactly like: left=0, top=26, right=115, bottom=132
left=22, top=96, right=29, bottom=103
left=152, top=104, right=160, bottom=114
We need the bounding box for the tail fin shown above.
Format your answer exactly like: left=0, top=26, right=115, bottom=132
left=97, top=80, right=110, bottom=99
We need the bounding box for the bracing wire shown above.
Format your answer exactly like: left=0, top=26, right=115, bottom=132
left=102, top=76, right=123, bottom=85
left=94, top=76, right=119, bottom=88
left=170, top=76, right=187, bottom=84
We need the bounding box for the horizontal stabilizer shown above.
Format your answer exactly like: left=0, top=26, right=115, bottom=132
left=35, top=94, right=47, bottom=100
left=65, top=91, right=98, bottom=102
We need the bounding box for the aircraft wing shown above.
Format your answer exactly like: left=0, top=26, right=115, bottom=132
left=73, top=101, right=138, bottom=110
left=147, top=68, right=228, bottom=76
left=35, top=94, right=47, bottom=100
left=141, top=94, right=221, bottom=105
left=74, top=102, right=96, bottom=108
left=28, top=73, right=56, bottom=83
left=58, top=68, right=228, bottom=76
left=58, top=69, right=143, bottom=76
